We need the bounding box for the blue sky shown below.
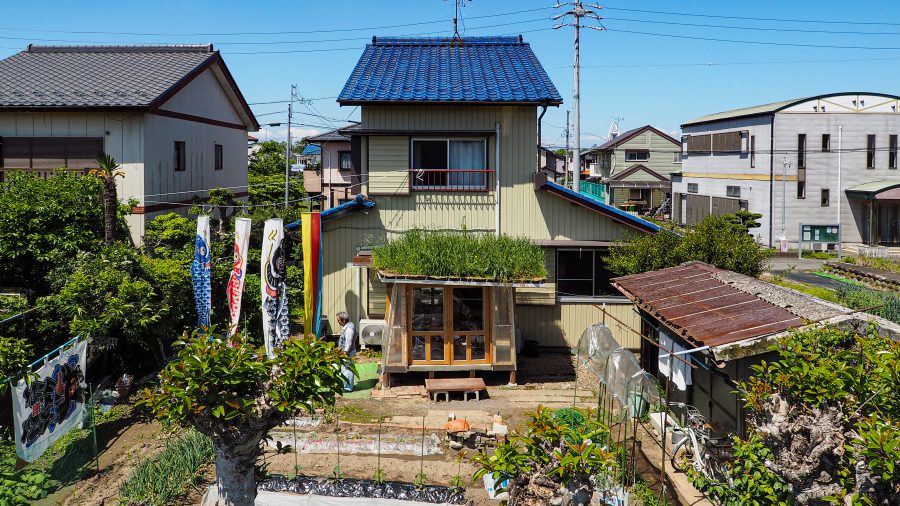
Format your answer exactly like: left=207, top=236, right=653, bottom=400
left=3, top=0, right=900, bottom=147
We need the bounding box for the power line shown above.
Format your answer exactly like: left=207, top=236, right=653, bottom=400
left=0, top=7, right=552, bottom=37
left=605, top=16, right=900, bottom=36
left=602, top=5, right=900, bottom=27
left=606, top=27, right=900, bottom=50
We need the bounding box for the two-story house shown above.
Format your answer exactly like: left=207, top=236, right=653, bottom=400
left=0, top=44, right=259, bottom=244
left=582, top=125, right=681, bottom=214
left=674, top=93, right=900, bottom=248
left=315, top=36, right=660, bottom=382
left=303, top=123, right=361, bottom=209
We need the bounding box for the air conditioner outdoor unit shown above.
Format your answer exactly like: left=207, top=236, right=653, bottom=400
left=358, top=319, right=386, bottom=348
left=589, top=163, right=601, bottom=177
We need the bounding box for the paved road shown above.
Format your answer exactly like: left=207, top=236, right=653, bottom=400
left=767, top=257, right=826, bottom=273
left=782, top=271, right=846, bottom=291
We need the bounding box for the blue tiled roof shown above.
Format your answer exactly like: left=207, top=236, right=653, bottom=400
left=338, top=36, right=562, bottom=105
left=301, top=144, right=321, bottom=155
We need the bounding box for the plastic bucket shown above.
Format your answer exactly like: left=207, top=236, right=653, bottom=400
left=628, top=392, right=649, bottom=418
left=482, top=472, right=509, bottom=501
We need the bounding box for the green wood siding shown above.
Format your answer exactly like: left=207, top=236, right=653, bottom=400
left=610, top=130, right=681, bottom=181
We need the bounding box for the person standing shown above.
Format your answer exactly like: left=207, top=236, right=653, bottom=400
left=336, top=312, right=357, bottom=392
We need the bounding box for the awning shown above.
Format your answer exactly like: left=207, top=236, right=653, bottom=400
left=533, top=173, right=660, bottom=233
left=845, top=180, right=900, bottom=200
left=285, top=195, right=376, bottom=229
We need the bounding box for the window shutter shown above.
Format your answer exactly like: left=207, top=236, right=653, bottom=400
left=1, top=138, right=31, bottom=169
left=66, top=138, right=103, bottom=170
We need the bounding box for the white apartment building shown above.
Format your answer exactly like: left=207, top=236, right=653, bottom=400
left=673, top=93, right=900, bottom=248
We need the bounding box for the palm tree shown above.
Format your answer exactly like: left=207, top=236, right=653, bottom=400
left=91, top=152, right=124, bottom=246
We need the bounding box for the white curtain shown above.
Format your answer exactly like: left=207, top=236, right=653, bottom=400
left=449, top=140, right=486, bottom=188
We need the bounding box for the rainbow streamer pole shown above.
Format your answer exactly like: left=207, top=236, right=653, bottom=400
left=301, top=212, right=323, bottom=338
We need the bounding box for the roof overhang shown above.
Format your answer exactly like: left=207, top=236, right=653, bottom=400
left=337, top=100, right=562, bottom=107
left=533, top=172, right=660, bottom=234
left=606, top=181, right=671, bottom=189
left=284, top=195, right=376, bottom=230
left=377, top=272, right=545, bottom=287
left=845, top=180, right=900, bottom=199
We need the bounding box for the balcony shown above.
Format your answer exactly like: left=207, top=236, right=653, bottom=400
left=409, top=169, right=493, bottom=192
left=578, top=180, right=607, bottom=203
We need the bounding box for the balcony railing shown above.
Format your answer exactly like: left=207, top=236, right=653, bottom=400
left=579, top=180, right=607, bottom=202
left=409, top=169, right=493, bottom=192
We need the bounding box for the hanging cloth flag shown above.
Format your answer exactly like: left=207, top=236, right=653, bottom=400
left=301, top=212, right=324, bottom=338
left=261, top=218, right=290, bottom=358
left=190, top=215, right=212, bottom=335
left=12, top=339, right=88, bottom=462
left=227, top=217, right=251, bottom=338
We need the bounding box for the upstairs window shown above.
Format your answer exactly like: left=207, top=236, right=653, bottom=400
left=822, top=134, right=831, bottom=152
left=411, top=138, right=487, bottom=191
left=867, top=135, right=876, bottom=169
left=624, top=150, right=649, bottom=162
left=673, top=151, right=682, bottom=163
left=890, top=135, right=898, bottom=169
left=174, top=141, right=186, bottom=172
left=339, top=150, right=352, bottom=170
left=798, top=134, right=806, bottom=169
left=687, top=183, right=699, bottom=193
left=821, top=188, right=830, bottom=207
left=686, top=134, right=711, bottom=155
left=712, top=131, right=742, bottom=153
left=214, top=144, right=223, bottom=171
left=726, top=185, right=741, bottom=198
left=750, top=135, right=756, bottom=167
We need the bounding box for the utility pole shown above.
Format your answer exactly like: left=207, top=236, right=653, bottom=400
left=285, top=84, right=296, bottom=209
left=564, top=110, right=571, bottom=186
left=554, top=2, right=603, bottom=195
left=781, top=157, right=788, bottom=251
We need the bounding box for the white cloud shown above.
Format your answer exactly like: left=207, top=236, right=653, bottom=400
left=254, top=126, right=324, bottom=142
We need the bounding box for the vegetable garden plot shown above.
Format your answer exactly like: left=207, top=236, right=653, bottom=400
left=267, top=431, right=443, bottom=456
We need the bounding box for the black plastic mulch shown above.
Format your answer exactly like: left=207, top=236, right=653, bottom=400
left=258, top=475, right=467, bottom=504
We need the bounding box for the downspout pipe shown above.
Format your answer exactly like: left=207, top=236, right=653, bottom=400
left=495, top=121, right=501, bottom=237
left=537, top=105, right=548, bottom=174
left=768, top=114, right=776, bottom=248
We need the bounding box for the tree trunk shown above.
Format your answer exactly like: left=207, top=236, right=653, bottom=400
left=214, top=437, right=262, bottom=506
left=103, top=176, right=118, bottom=246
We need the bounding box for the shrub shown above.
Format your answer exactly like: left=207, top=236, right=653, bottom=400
left=606, top=213, right=771, bottom=277
left=836, top=283, right=900, bottom=323
left=118, top=429, right=214, bottom=505
left=372, top=229, right=547, bottom=282
left=0, top=430, right=50, bottom=505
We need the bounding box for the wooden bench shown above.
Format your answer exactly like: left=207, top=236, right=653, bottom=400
left=425, top=378, right=486, bottom=402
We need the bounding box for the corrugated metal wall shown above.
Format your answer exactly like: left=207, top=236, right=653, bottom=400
left=515, top=302, right=640, bottom=349
left=368, top=136, right=410, bottom=194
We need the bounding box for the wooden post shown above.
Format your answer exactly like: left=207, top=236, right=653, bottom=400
left=509, top=370, right=517, bottom=385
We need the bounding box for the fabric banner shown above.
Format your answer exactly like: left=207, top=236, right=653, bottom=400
left=11, top=340, right=88, bottom=462
left=301, top=212, right=323, bottom=338
left=227, top=217, right=251, bottom=337
left=262, top=218, right=290, bottom=358
left=190, top=215, right=212, bottom=334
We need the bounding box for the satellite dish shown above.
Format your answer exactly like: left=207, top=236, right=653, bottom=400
left=608, top=120, right=620, bottom=140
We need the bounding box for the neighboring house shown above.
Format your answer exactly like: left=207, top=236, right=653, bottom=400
left=303, top=123, right=361, bottom=209
left=0, top=44, right=259, bottom=244
left=319, top=36, right=660, bottom=383
left=675, top=93, right=900, bottom=248
left=613, top=261, right=900, bottom=436
left=298, top=144, right=321, bottom=169
left=539, top=147, right=565, bottom=180
left=581, top=125, right=681, bottom=213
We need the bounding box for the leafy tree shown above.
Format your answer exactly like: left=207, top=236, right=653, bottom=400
left=606, top=213, right=771, bottom=277
left=249, top=140, right=287, bottom=177
left=208, top=187, right=236, bottom=236
left=0, top=171, right=106, bottom=299
left=0, top=334, right=31, bottom=392
left=90, top=152, right=125, bottom=246
left=143, top=212, right=196, bottom=259
left=470, top=406, right=616, bottom=504
left=693, top=325, right=900, bottom=504
left=140, top=330, right=350, bottom=506
left=248, top=173, right=305, bottom=207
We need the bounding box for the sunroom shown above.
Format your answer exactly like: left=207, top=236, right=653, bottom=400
left=372, top=231, right=546, bottom=385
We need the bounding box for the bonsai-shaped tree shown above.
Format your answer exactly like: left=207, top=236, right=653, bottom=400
left=470, top=405, right=616, bottom=505
left=90, top=151, right=124, bottom=246
left=141, top=329, right=351, bottom=506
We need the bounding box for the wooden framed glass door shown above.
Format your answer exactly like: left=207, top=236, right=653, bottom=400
left=408, top=285, right=491, bottom=366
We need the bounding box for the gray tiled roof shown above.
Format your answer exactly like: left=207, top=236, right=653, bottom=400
left=0, top=45, right=217, bottom=109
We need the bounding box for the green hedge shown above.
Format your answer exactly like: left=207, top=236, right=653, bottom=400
left=371, top=229, right=547, bottom=282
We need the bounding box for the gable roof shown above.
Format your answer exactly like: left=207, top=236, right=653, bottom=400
left=589, top=125, right=680, bottom=152
left=682, top=92, right=900, bottom=127
left=0, top=44, right=258, bottom=129
left=306, top=123, right=358, bottom=143
left=338, top=36, right=562, bottom=105
left=610, top=164, right=668, bottom=181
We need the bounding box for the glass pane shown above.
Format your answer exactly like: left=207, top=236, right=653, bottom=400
left=593, top=253, right=618, bottom=296
left=453, top=335, right=467, bottom=361
left=470, top=335, right=486, bottom=360
left=430, top=336, right=445, bottom=361
left=453, top=287, right=484, bottom=331
left=412, top=335, right=427, bottom=361
left=412, top=287, right=444, bottom=331
left=558, top=280, right=592, bottom=297
left=557, top=250, right=593, bottom=281
left=412, top=140, right=448, bottom=170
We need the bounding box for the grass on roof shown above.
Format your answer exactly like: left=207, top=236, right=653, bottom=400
left=371, top=229, right=547, bottom=282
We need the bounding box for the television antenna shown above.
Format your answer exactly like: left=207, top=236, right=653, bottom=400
left=609, top=117, right=623, bottom=140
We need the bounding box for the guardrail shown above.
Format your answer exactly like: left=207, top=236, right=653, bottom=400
left=408, top=169, right=493, bottom=192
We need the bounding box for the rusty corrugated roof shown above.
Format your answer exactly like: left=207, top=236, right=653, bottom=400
left=611, top=262, right=807, bottom=348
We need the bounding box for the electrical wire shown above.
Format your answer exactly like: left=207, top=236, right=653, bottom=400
left=606, top=27, right=900, bottom=51
left=604, top=16, right=900, bottom=37
left=602, top=5, right=900, bottom=27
